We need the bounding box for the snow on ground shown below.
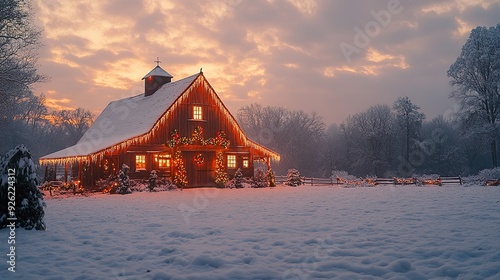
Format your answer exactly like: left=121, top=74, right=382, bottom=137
left=1, top=185, right=500, bottom=280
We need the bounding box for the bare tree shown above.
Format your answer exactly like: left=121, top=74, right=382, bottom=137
left=238, top=104, right=325, bottom=176
left=0, top=0, right=46, bottom=153
left=393, top=97, right=425, bottom=166
left=448, top=24, right=500, bottom=167
left=51, top=108, right=94, bottom=144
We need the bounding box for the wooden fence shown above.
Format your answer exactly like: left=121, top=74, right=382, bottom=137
left=275, top=175, right=463, bottom=186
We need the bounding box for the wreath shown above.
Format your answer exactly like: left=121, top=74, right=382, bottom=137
left=194, top=153, right=204, bottom=165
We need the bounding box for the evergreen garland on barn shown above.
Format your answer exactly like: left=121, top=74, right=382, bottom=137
left=215, top=151, right=229, bottom=187
left=173, top=151, right=188, bottom=187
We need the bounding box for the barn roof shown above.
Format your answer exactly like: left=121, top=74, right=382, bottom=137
left=40, top=73, right=280, bottom=164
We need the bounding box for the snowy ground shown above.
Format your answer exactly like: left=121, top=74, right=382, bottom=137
left=1, top=185, right=500, bottom=280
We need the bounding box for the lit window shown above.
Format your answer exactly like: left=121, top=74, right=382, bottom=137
left=242, top=158, right=249, bottom=168
left=136, top=155, right=146, bottom=170
left=227, top=155, right=237, bottom=169
left=193, top=106, right=203, bottom=120
left=154, top=154, right=171, bottom=169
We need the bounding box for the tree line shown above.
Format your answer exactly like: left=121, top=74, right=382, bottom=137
left=237, top=98, right=486, bottom=178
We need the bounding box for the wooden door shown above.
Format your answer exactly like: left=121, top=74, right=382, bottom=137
left=184, top=151, right=215, bottom=187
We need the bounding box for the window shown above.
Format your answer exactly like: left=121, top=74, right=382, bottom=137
left=136, top=155, right=146, bottom=170
left=242, top=158, right=249, bottom=168
left=193, top=106, right=203, bottom=120
left=227, top=155, right=237, bottom=169
left=154, top=154, right=171, bottom=169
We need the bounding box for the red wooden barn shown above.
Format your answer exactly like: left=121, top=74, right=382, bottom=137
left=39, top=65, right=280, bottom=188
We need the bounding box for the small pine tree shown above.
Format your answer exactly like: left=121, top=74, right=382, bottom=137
left=148, top=170, right=158, bottom=192
left=0, top=145, right=46, bottom=230
left=267, top=169, right=276, bottom=187
left=253, top=168, right=268, bottom=188
left=234, top=168, right=244, bottom=189
left=116, top=164, right=131, bottom=194
left=286, top=169, right=302, bottom=187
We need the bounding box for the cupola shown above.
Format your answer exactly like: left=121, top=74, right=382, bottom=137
left=142, top=58, right=173, bottom=96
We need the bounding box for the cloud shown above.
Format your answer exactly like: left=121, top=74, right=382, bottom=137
left=33, top=0, right=498, bottom=124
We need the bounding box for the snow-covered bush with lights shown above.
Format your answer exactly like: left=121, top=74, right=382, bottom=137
left=0, top=145, right=46, bottom=230
left=116, top=164, right=132, bottom=194
left=286, top=168, right=302, bottom=186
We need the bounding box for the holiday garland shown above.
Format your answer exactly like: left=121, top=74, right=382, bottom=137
left=167, top=126, right=230, bottom=148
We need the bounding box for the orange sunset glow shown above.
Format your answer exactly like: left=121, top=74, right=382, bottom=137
left=33, top=0, right=499, bottom=124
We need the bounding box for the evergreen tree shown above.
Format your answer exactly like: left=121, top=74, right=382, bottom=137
left=116, top=164, right=131, bottom=194
left=267, top=169, right=276, bottom=187
left=286, top=169, right=302, bottom=186
left=233, top=168, right=243, bottom=188
left=148, top=170, right=158, bottom=192
left=0, top=145, right=46, bottom=230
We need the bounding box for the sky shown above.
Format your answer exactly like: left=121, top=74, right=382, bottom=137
left=32, top=0, right=500, bottom=125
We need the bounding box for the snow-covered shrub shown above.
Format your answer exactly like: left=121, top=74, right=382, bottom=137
left=286, top=169, right=302, bottom=186
left=0, top=145, right=46, bottom=230
left=116, top=164, right=132, bottom=194
left=252, top=168, right=268, bottom=188
left=331, top=170, right=357, bottom=182
left=463, top=168, right=500, bottom=186
left=148, top=170, right=158, bottom=192
left=267, top=169, right=276, bottom=187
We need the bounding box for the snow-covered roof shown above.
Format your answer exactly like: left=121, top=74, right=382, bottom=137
left=141, top=65, right=173, bottom=80
left=40, top=72, right=280, bottom=164
left=40, top=73, right=199, bottom=161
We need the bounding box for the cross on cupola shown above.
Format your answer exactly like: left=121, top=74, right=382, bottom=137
left=142, top=57, right=173, bottom=96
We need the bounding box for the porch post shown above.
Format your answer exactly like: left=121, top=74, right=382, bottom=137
left=64, top=162, right=68, bottom=183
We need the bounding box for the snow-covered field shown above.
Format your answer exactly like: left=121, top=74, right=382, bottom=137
left=1, top=185, right=500, bottom=280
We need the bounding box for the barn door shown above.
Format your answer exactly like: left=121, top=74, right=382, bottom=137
left=185, top=151, right=215, bottom=187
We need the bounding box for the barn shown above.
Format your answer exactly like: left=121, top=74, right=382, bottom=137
left=39, top=64, right=280, bottom=188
